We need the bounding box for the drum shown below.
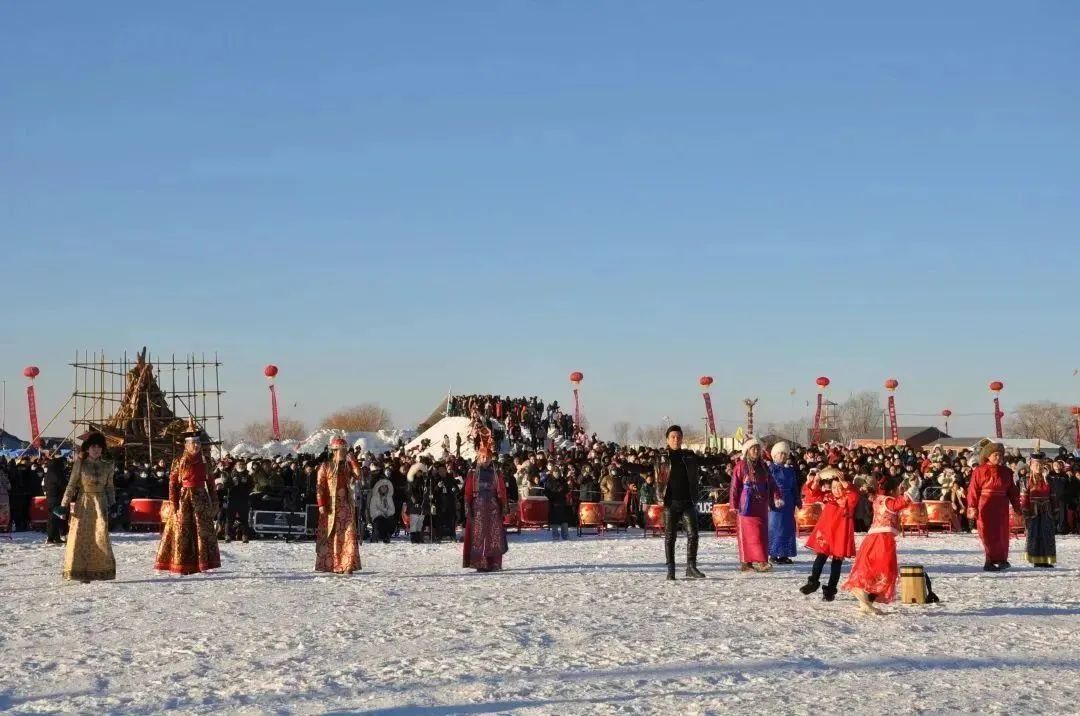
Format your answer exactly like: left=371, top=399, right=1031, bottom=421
left=29, top=496, right=50, bottom=529
left=503, top=501, right=520, bottom=529
left=519, top=496, right=549, bottom=528
left=924, top=500, right=953, bottom=532
left=900, top=503, right=929, bottom=536
left=129, top=498, right=166, bottom=529
left=602, top=500, right=627, bottom=527
left=1009, top=507, right=1025, bottom=536
left=711, top=503, right=736, bottom=535
left=796, top=502, right=823, bottom=534
left=643, top=504, right=664, bottom=537
left=900, top=564, right=926, bottom=604
left=578, top=502, right=604, bottom=535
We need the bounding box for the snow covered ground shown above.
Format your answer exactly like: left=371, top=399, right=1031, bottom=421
left=2, top=531, right=1079, bottom=715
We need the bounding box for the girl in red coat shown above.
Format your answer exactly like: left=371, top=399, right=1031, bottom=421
left=800, top=462, right=860, bottom=602
left=843, top=475, right=923, bottom=614
left=966, top=442, right=1021, bottom=571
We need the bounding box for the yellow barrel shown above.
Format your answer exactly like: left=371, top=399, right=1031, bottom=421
left=900, top=564, right=926, bottom=604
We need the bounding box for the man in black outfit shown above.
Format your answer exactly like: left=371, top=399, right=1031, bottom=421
left=43, top=452, right=68, bottom=544
left=636, top=425, right=725, bottom=581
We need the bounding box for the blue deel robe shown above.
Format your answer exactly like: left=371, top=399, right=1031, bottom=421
left=767, top=463, right=801, bottom=559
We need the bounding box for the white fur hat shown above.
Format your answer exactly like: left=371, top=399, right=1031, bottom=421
left=770, top=441, right=791, bottom=462
left=742, top=438, right=761, bottom=456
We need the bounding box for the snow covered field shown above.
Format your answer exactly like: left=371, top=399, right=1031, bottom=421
left=2, top=531, right=1079, bottom=715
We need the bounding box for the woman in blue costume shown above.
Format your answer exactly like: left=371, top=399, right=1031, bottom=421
left=767, top=441, right=801, bottom=564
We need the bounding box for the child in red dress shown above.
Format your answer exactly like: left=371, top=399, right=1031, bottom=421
left=843, top=475, right=921, bottom=614
left=800, top=461, right=860, bottom=602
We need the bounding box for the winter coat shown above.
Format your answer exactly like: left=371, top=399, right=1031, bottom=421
left=43, top=458, right=68, bottom=507
left=368, top=479, right=396, bottom=521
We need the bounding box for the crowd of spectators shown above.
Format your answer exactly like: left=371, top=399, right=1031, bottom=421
left=3, top=394, right=1079, bottom=543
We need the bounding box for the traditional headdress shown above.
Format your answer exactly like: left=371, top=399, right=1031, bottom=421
left=475, top=427, right=495, bottom=462
left=328, top=436, right=348, bottom=451
left=770, top=441, right=791, bottom=462
left=182, top=417, right=201, bottom=444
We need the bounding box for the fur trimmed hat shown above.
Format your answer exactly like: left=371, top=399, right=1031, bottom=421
left=979, top=441, right=1004, bottom=465
left=742, top=438, right=761, bottom=457
left=770, top=441, right=791, bottom=462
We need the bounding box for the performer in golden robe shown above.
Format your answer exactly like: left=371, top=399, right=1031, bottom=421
left=155, top=419, right=221, bottom=575
left=60, top=431, right=117, bottom=582
left=315, top=436, right=362, bottom=574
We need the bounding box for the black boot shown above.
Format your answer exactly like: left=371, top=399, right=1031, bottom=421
left=823, top=557, right=843, bottom=601
left=686, top=563, right=706, bottom=579
left=983, top=561, right=1000, bottom=572
left=822, top=585, right=837, bottom=602
left=666, top=564, right=676, bottom=581
left=799, top=579, right=820, bottom=595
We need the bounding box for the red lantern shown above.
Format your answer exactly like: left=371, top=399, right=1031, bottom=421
left=264, top=364, right=279, bottom=379
left=569, top=371, right=583, bottom=385
left=941, top=409, right=952, bottom=418
left=699, top=376, right=714, bottom=388
left=23, top=366, right=40, bottom=380
left=816, top=376, right=830, bottom=389
left=989, top=381, right=1004, bottom=393
left=884, top=378, right=899, bottom=392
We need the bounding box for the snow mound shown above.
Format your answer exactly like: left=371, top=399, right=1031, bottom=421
left=405, top=416, right=476, bottom=460
left=220, top=428, right=415, bottom=459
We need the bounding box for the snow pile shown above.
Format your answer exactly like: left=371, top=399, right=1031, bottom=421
left=220, top=428, right=415, bottom=459
left=405, top=416, right=476, bottom=459
left=3, top=532, right=1080, bottom=713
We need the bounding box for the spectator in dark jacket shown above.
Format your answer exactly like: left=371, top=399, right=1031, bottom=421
left=43, top=453, right=68, bottom=544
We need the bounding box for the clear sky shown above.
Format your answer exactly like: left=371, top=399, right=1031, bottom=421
left=2, top=2, right=1077, bottom=442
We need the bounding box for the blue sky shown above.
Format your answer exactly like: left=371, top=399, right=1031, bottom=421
left=2, top=2, right=1077, bottom=441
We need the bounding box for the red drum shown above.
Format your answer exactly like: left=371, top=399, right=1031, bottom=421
left=29, top=496, right=50, bottom=529
left=900, top=502, right=929, bottom=537
left=1009, top=507, right=1026, bottom=537
left=519, top=496, right=549, bottom=528
left=578, top=502, right=604, bottom=536
left=643, top=504, right=664, bottom=537
left=129, top=498, right=167, bottom=529
left=602, top=500, right=628, bottom=531
left=503, top=501, right=520, bottom=533
left=711, top=503, right=736, bottom=536
left=924, top=500, right=954, bottom=532
left=796, top=502, right=823, bottom=535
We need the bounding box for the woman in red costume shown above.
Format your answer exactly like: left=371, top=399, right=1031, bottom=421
left=462, top=429, right=508, bottom=572
left=967, top=442, right=1021, bottom=571
left=799, top=452, right=860, bottom=602
left=155, top=419, right=221, bottom=575
left=315, top=436, right=362, bottom=574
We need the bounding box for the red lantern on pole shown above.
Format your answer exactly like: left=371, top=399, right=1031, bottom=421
left=884, top=379, right=899, bottom=444
left=699, top=376, right=717, bottom=440
left=23, top=366, right=41, bottom=449
left=811, top=376, right=829, bottom=444
left=264, top=364, right=281, bottom=441
left=989, top=381, right=1004, bottom=439
left=569, top=371, right=584, bottom=427
left=941, top=409, right=952, bottom=434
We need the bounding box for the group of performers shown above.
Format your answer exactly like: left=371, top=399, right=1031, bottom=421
left=52, top=421, right=1059, bottom=614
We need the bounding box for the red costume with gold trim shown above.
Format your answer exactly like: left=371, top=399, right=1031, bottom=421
left=842, top=494, right=912, bottom=603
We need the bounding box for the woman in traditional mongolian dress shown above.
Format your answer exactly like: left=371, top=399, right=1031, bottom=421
left=60, top=431, right=116, bottom=582
left=767, top=441, right=801, bottom=565
left=315, top=436, right=362, bottom=573
left=1022, top=451, right=1056, bottom=568
left=730, top=439, right=782, bottom=572
left=462, top=429, right=508, bottom=572
left=155, top=419, right=221, bottom=575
